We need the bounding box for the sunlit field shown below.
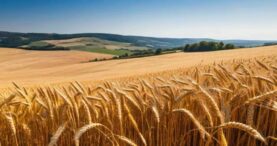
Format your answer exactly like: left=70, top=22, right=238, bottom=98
left=0, top=54, right=276, bottom=146
left=0, top=45, right=276, bottom=88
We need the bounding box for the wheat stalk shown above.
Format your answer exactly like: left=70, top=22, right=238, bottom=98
left=216, top=122, right=267, bottom=144
left=246, top=90, right=277, bottom=104
left=48, top=122, right=67, bottom=146
left=173, top=108, right=210, bottom=139
left=74, top=123, right=104, bottom=146
left=116, top=135, right=138, bottom=146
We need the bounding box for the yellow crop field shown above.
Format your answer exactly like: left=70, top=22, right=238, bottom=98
left=0, top=45, right=276, bottom=88
left=0, top=46, right=276, bottom=146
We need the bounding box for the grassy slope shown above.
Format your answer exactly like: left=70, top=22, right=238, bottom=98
left=70, top=45, right=131, bottom=56
left=28, top=41, right=49, bottom=47
left=2, top=31, right=276, bottom=49
left=21, top=41, right=49, bottom=48
left=0, top=45, right=276, bottom=88
left=23, top=37, right=149, bottom=55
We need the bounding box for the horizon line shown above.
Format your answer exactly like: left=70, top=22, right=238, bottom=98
left=1, top=30, right=276, bottom=42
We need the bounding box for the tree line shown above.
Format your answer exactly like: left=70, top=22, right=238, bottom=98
left=175, top=41, right=235, bottom=52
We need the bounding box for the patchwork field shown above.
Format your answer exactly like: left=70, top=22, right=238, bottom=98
left=22, top=37, right=150, bottom=55
left=0, top=45, right=276, bottom=89
left=44, top=37, right=149, bottom=50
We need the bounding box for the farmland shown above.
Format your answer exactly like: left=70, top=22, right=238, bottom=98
left=1, top=0, right=277, bottom=145
left=20, top=37, right=149, bottom=55
left=0, top=45, right=276, bottom=146
left=0, top=45, right=276, bottom=88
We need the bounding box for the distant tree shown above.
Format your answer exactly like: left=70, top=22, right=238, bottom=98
left=183, top=44, right=190, bottom=51
left=189, top=43, right=199, bottom=51
left=199, top=41, right=211, bottom=51
left=181, top=41, right=236, bottom=52
left=0, top=36, right=30, bottom=47
left=264, top=42, right=277, bottom=46
left=155, top=48, right=162, bottom=55
left=225, top=44, right=235, bottom=49
left=119, top=53, right=129, bottom=58
left=219, top=42, right=224, bottom=50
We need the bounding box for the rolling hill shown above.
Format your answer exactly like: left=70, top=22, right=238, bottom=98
left=21, top=37, right=149, bottom=56
left=1, top=31, right=276, bottom=51
left=0, top=45, right=276, bottom=88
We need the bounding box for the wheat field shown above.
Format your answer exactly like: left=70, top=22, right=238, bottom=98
left=0, top=45, right=276, bottom=88
left=0, top=54, right=276, bottom=145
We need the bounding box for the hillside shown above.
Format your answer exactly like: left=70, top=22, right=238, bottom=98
left=0, top=45, right=276, bottom=88
left=1, top=31, right=276, bottom=50
left=0, top=48, right=112, bottom=88
left=22, top=37, right=149, bottom=55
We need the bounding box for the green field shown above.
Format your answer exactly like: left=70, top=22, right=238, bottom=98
left=19, top=37, right=150, bottom=55
left=20, top=41, right=50, bottom=49
left=70, top=45, right=131, bottom=56
left=28, top=41, right=50, bottom=47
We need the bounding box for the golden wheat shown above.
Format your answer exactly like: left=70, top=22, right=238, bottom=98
left=0, top=57, right=276, bottom=146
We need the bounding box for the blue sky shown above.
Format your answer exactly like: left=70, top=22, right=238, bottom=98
left=0, top=0, right=276, bottom=40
